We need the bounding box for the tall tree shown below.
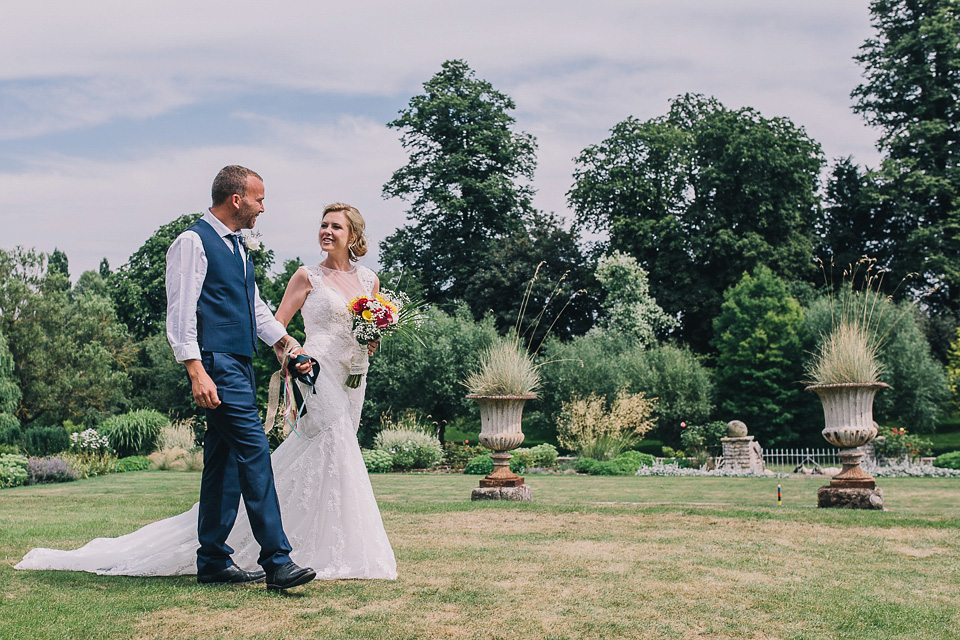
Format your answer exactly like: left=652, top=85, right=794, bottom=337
left=712, top=267, right=814, bottom=446
left=0, top=249, right=130, bottom=426
left=816, top=157, right=900, bottom=292
left=381, top=59, right=538, bottom=307
left=569, top=94, right=824, bottom=351
left=851, top=0, right=960, bottom=312
left=461, top=212, right=597, bottom=343
left=593, top=251, right=675, bottom=347
left=109, top=213, right=202, bottom=340
left=0, top=331, right=21, bottom=434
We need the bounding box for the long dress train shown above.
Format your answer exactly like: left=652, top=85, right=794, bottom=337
left=15, top=264, right=396, bottom=580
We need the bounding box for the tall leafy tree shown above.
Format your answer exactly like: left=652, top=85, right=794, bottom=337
left=381, top=59, right=538, bottom=308
left=593, top=251, right=675, bottom=347
left=0, top=331, right=21, bottom=434
left=569, top=94, right=824, bottom=351
left=816, top=157, right=900, bottom=291
left=461, top=212, right=597, bottom=343
left=712, top=267, right=814, bottom=446
left=109, top=213, right=202, bottom=340
left=851, top=0, right=960, bottom=313
left=0, top=249, right=130, bottom=426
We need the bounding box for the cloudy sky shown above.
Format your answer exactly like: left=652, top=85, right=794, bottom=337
left=1, top=0, right=881, bottom=279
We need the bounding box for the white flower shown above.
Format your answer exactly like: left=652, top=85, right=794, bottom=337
left=245, top=233, right=263, bottom=251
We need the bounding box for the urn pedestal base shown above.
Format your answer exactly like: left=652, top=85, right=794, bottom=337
left=817, top=486, right=884, bottom=510
left=471, top=485, right=532, bottom=501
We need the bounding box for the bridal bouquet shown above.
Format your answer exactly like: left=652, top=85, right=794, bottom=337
left=345, top=288, right=425, bottom=388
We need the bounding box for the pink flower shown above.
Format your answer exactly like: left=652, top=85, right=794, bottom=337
left=680, top=422, right=686, bottom=428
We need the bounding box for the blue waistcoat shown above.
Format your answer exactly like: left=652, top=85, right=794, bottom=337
left=190, top=219, right=257, bottom=357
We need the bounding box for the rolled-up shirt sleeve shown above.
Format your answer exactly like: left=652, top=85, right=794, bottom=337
left=166, top=231, right=205, bottom=363
left=255, top=285, right=287, bottom=347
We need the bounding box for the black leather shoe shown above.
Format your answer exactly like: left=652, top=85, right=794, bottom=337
left=197, top=565, right=266, bottom=585
left=266, top=562, right=316, bottom=591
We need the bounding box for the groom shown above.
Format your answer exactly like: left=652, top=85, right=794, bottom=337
left=165, top=165, right=315, bottom=590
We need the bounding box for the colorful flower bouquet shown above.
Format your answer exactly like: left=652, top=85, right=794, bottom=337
left=345, top=288, right=425, bottom=388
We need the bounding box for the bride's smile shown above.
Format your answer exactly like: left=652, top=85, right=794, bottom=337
left=318, top=210, right=352, bottom=255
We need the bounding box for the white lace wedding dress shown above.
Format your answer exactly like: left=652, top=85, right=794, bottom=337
left=15, top=264, right=397, bottom=580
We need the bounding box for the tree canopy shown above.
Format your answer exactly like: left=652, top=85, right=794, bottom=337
left=852, top=0, right=960, bottom=314
left=380, top=59, right=538, bottom=308
left=569, top=93, right=824, bottom=351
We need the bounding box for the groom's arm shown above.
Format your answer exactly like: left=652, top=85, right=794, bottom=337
left=166, top=232, right=221, bottom=409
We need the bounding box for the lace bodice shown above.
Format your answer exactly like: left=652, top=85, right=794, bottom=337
left=300, top=264, right=376, bottom=354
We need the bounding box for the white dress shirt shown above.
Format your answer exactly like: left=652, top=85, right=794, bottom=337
left=166, top=211, right=287, bottom=363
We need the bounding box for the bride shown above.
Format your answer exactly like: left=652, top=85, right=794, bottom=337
left=15, top=203, right=397, bottom=581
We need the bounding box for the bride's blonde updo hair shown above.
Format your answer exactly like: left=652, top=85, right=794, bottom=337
left=320, top=202, right=367, bottom=262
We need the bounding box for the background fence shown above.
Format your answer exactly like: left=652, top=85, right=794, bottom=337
left=762, top=447, right=842, bottom=473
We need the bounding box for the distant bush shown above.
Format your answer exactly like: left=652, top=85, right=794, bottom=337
left=509, top=443, right=560, bottom=473
left=374, top=429, right=443, bottom=470
left=26, top=456, right=79, bottom=484
left=362, top=449, right=393, bottom=473
left=442, top=442, right=487, bottom=470
left=60, top=452, right=115, bottom=479
left=0, top=424, right=23, bottom=450
left=463, top=453, right=494, bottom=475
left=112, top=456, right=152, bottom=473
left=24, top=426, right=70, bottom=457
left=934, top=451, right=960, bottom=470
left=99, top=409, right=168, bottom=457
left=0, top=453, right=29, bottom=488
left=576, top=450, right=654, bottom=476
left=462, top=451, right=539, bottom=476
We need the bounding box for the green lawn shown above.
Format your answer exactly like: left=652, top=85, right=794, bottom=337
left=2, top=471, right=959, bottom=640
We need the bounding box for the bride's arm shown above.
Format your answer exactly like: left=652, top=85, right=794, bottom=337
left=275, top=267, right=311, bottom=328
left=273, top=268, right=313, bottom=367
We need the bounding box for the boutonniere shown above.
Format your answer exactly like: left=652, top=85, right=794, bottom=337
left=244, top=231, right=263, bottom=252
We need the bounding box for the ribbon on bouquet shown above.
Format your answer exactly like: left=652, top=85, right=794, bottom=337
left=264, top=348, right=320, bottom=437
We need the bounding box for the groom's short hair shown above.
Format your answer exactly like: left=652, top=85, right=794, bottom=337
left=212, top=165, right=263, bottom=206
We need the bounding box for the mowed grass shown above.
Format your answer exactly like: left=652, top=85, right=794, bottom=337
left=1, top=472, right=959, bottom=640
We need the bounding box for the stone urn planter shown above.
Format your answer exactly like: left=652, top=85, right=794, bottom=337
left=806, top=382, right=889, bottom=508
left=466, top=394, right=535, bottom=490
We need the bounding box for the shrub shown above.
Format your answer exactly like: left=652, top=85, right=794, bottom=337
left=112, top=456, right=152, bottom=473
left=463, top=453, right=494, bottom=475
left=510, top=443, right=560, bottom=472
left=24, top=426, right=70, bottom=457
left=99, top=409, right=168, bottom=457
left=374, top=429, right=443, bottom=470
left=576, top=450, right=654, bottom=476
left=536, top=332, right=713, bottom=447
left=872, top=426, right=933, bottom=460
left=558, top=389, right=657, bottom=460
left=69, top=428, right=112, bottom=455
left=361, top=449, right=393, bottom=473
left=60, top=452, right=115, bottom=479
left=148, top=447, right=203, bottom=471
left=0, top=423, right=23, bottom=449
left=934, top=451, right=960, bottom=470
left=462, top=452, right=528, bottom=475
left=26, top=456, right=79, bottom=484
left=0, top=453, right=28, bottom=488
left=442, top=442, right=488, bottom=470
left=157, top=422, right=198, bottom=451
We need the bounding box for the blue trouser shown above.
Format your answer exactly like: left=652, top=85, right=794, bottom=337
left=196, top=352, right=292, bottom=576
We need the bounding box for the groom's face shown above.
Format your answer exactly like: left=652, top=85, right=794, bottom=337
left=234, top=176, right=265, bottom=230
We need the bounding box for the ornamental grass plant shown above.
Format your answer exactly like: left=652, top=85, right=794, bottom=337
left=805, top=257, right=913, bottom=385
left=463, top=338, right=540, bottom=396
